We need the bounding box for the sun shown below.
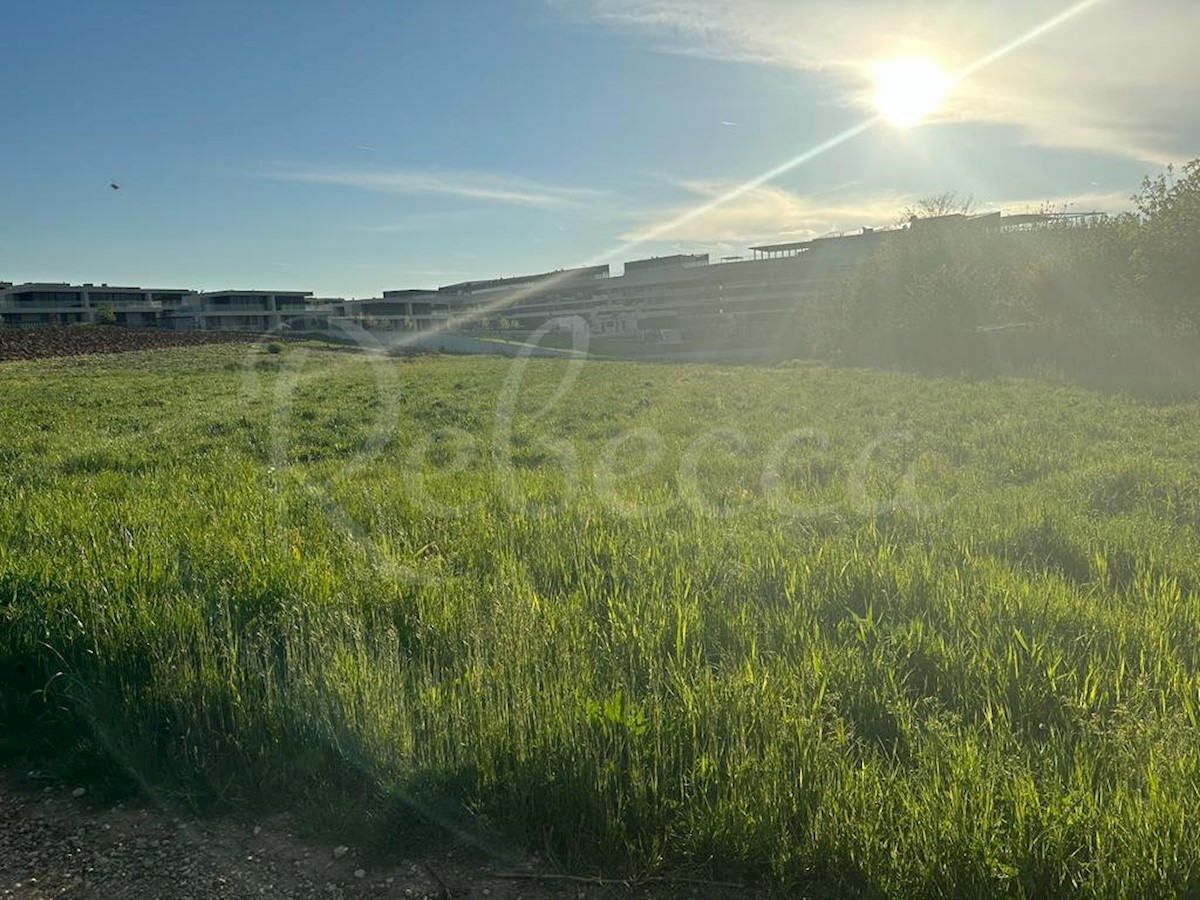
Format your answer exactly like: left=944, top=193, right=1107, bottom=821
left=873, top=58, right=952, bottom=129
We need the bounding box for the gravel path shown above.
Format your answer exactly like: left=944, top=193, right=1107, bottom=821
left=1, top=771, right=755, bottom=900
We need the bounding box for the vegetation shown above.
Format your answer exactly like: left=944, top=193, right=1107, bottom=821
left=900, top=190, right=976, bottom=222
left=1130, top=160, right=1200, bottom=335
left=3, top=344, right=1200, bottom=896
left=809, top=159, right=1200, bottom=393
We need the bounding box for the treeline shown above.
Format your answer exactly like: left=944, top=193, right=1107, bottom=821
left=797, top=159, right=1200, bottom=394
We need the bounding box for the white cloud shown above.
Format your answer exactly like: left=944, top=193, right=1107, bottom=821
left=981, top=188, right=1133, bottom=216
left=622, top=181, right=912, bottom=244
left=571, top=0, right=1199, bottom=162
left=621, top=182, right=1135, bottom=249
left=273, top=168, right=604, bottom=208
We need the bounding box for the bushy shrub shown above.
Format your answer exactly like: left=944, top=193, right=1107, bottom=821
left=1130, top=160, right=1200, bottom=335
left=808, top=161, right=1200, bottom=385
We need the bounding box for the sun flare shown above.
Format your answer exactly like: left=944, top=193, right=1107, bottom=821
left=873, top=58, right=952, bottom=129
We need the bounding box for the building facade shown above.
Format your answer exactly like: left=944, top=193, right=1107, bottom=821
left=2, top=210, right=1081, bottom=343
left=0, top=283, right=193, bottom=328
left=0, top=283, right=338, bottom=332
left=340, top=211, right=1078, bottom=347
left=169, top=291, right=332, bottom=332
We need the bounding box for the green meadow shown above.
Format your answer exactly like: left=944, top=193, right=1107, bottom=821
left=3, top=343, right=1200, bottom=896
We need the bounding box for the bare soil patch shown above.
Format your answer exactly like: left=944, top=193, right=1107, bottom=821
left=0, top=329, right=261, bottom=362
left=0, top=771, right=753, bottom=900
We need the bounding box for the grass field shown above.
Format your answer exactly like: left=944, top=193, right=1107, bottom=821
left=3, top=343, right=1200, bottom=896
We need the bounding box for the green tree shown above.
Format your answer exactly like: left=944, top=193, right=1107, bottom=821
left=1130, top=159, right=1200, bottom=334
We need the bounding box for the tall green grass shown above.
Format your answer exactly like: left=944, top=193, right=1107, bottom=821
left=3, top=344, right=1200, bottom=896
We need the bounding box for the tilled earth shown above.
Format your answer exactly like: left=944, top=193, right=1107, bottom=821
left=0, top=328, right=262, bottom=362
left=0, top=771, right=756, bottom=900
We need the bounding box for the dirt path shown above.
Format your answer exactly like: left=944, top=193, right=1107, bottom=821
left=0, top=771, right=755, bottom=900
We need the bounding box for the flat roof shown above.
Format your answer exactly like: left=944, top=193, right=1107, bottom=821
left=440, top=263, right=610, bottom=294
left=197, top=290, right=313, bottom=297
left=90, top=286, right=193, bottom=293
left=624, top=253, right=709, bottom=272
left=3, top=282, right=192, bottom=292
left=747, top=240, right=815, bottom=253
left=750, top=227, right=896, bottom=254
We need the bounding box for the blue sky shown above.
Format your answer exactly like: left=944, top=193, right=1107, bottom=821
left=2, top=0, right=1195, bottom=297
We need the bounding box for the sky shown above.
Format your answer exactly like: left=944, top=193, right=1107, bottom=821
left=1, top=0, right=1196, bottom=298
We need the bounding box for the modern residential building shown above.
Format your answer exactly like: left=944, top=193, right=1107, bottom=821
left=337, top=210, right=1089, bottom=347
left=0, top=283, right=338, bottom=332
left=345, top=234, right=879, bottom=343
left=3, top=210, right=1093, bottom=344
left=0, top=283, right=193, bottom=328
left=169, top=290, right=334, bottom=332
left=335, top=290, right=452, bottom=333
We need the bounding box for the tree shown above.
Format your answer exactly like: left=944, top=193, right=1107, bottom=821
left=901, top=191, right=976, bottom=224
left=94, top=304, right=117, bottom=326
left=1130, top=159, right=1200, bottom=333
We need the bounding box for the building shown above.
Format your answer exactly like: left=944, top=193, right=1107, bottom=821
left=343, top=233, right=882, bottom=344
left=2, top=210, right=1091, bottom=343
left=334, top=290, right=452, bottom=333
left=338, top=211, right=1087, bottom=347
left=0, top=283, right=193, bottom=328
left=437, top=265, right=612, bottom=328
left=0, top=283, right=339, bottom=332
left=171, top=290, right=333, bottom=332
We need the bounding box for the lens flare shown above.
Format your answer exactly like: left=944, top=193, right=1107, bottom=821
left=873, top=59, right=952, bottom=128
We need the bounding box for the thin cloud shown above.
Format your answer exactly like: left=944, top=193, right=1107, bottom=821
left=622, top=181, right=912, bottom=244
left=352, top=222, right=435, bottom=234
left=621, top=182, right=1133, bottom=247
left=350, top=211, right=475, bottom=234
left=985, top=188, right=1132, bottom=216
left=272, top=168, right=603, bottom=208
left=573, top=0, right=1199, bottom=163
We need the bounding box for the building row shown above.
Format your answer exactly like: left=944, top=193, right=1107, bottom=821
left=329, top=230, right=887, bottom=343
left=0, top=284, right=336, bottom=331
left=2, top=211, right=1079, bottom=341
left=327, top=211, right=1082, bottom=345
